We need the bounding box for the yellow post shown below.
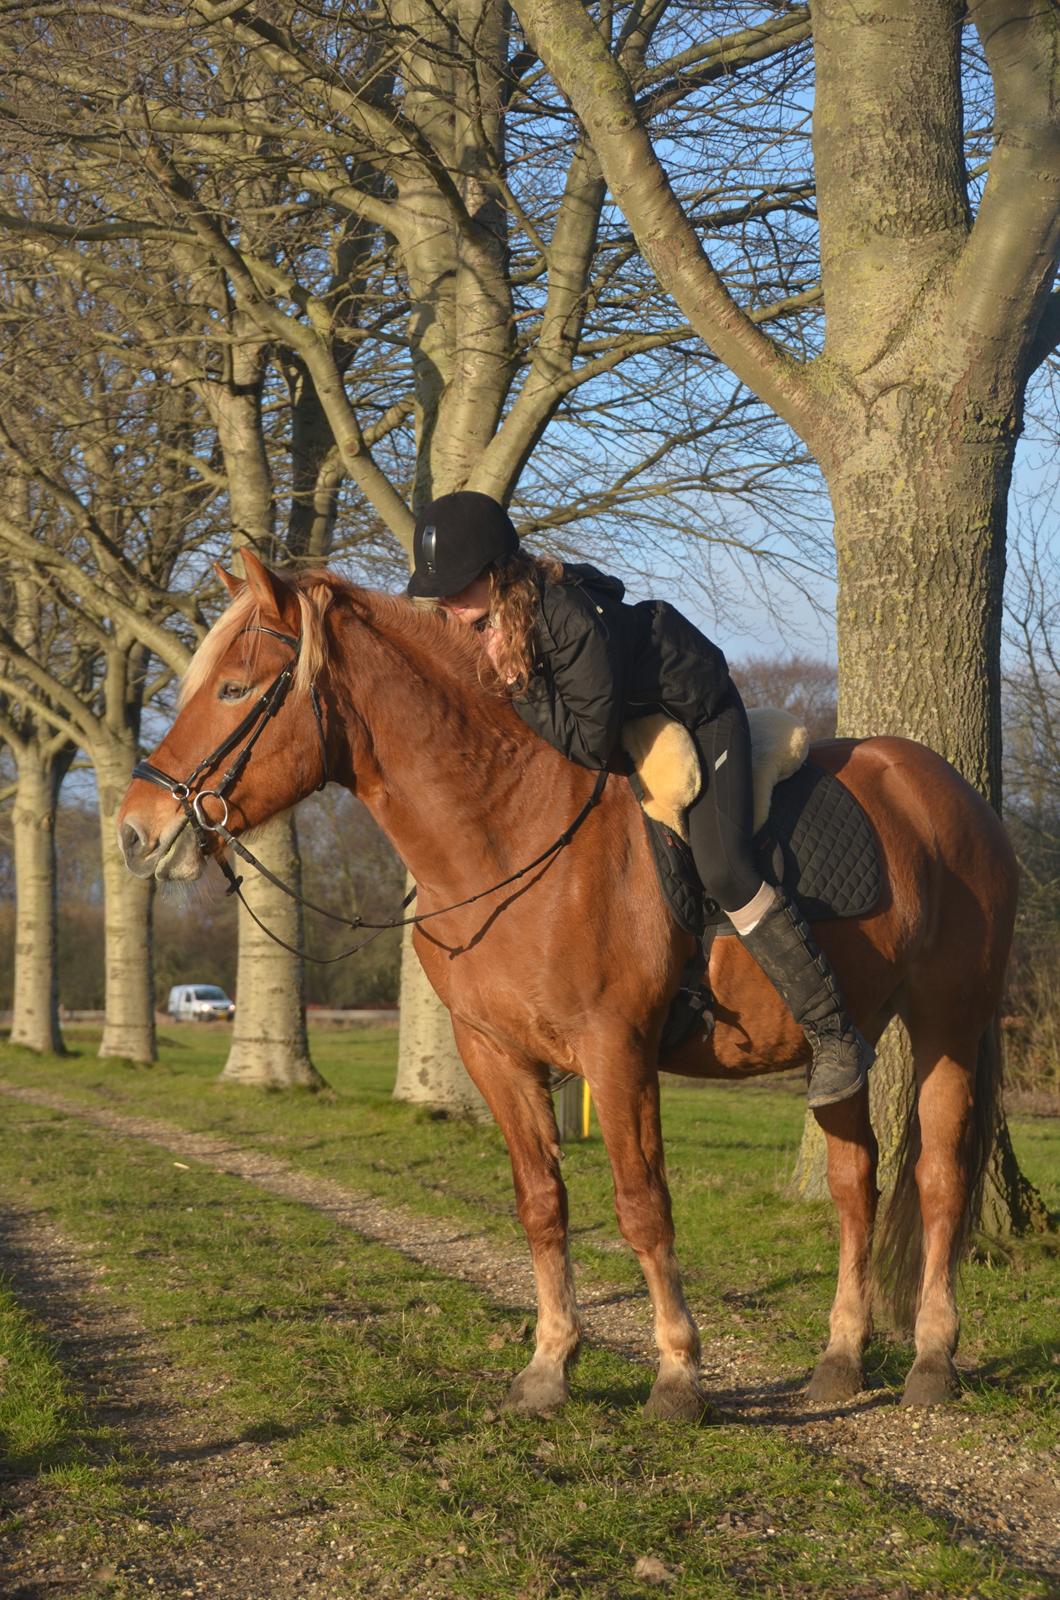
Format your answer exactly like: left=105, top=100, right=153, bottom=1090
left=581, top=1079, right=592, bottom=1139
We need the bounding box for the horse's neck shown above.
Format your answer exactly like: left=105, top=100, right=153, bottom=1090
left=330, top=604, right=544, bottom=893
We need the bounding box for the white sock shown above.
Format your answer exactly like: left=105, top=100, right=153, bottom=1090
left=725, top=881, right=776, bottom=936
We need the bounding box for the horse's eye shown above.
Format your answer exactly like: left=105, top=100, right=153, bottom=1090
left=219, top=681, right=252, bottom=703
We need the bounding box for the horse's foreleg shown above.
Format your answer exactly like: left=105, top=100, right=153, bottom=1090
left=807, top=1094, right=877, bottom=1403
left=904, top=1037, right=977, bottom=1406
left=451, top=1022, right=580, bottom=1414
left=588, top=1053, right=707, bottom=1421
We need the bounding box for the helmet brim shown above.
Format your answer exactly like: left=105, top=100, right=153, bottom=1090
left=406, top=557, right=492, bottom=600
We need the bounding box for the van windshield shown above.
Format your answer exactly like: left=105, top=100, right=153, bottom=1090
left=193, top=987, right=229, bottom=1001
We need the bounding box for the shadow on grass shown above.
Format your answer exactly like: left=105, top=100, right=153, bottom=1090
left=967, top=1339, right=1060, bottom=1403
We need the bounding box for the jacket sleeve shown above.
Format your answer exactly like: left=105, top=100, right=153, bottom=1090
left=511, top=584, right=627, bottom=769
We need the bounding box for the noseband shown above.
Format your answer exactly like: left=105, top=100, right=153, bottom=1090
left=132, top=624, right=327, bottom=839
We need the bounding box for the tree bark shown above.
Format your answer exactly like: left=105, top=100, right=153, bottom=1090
left=389, top=0, right=520, bottom=1114
left=212, top=356, right=325, bottom=1090
left=9, top=745, right=70, bottom=1054
left=391, top=892, right=489, bottom=1118
left=220, top=811, right=325, bottom=1089
left=95, top=744, right=156, bottom=1063
left=791, top=415, right=1046, bottom=1231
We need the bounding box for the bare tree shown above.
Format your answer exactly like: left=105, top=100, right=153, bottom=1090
left=0, top=496, right=78, bottom=1052
left=511, top=0, right=1057, bottom=1232
left=0, top=261, right=209, bottom=1060
left=1000, top=502, right=1060, bottom=1104
left=0, top=0, right=833, bottom=1108
left=734, top=655, right=837, bottom=743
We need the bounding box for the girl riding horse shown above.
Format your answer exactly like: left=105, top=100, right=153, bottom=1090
left=407, top=490, right=874, bottom=1109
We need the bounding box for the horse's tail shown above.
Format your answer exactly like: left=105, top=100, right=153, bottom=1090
left=874, top=1018, right=1000, bottom=1331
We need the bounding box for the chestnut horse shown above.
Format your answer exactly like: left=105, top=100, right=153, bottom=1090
left=118, top=554, right=1017, bottom=1419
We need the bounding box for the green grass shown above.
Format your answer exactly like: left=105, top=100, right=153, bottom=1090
left=0, top=1270, right=163, bottom=1597
left=0, top=1281, right=88, bottom=1471
left=0, top=1088, right=1052, bottom=1599
left=2, top=1025, right=1056, bottom=1414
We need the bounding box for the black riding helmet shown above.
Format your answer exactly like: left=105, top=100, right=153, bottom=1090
left=406, top=491, right=519, bottom=599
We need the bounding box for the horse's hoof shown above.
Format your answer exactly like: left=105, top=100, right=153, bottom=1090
left=901, top=1355, right=960, bottom=1407
left=502, top=1364, right=570, bottom=1415
left=805, top=1353, right=863, bottom=1405
left=643, top=1373, right=712, bottom=1423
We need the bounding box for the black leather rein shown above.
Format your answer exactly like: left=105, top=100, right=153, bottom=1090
left=132, top=624, right=608, bottom=964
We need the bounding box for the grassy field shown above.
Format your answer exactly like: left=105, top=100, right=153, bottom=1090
left=0, top=1026, right=1056, bottom=1599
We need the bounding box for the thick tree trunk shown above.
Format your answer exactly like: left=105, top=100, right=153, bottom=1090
left=389, top=1, right=517, bottom=1114
left=831, top=432, right=1008, bottom=803
left=95, top=746, right=156, bottom=1063
left=507, top=0, right=1057, bottom=1233
left=791, top=438, right=1046, bottom=1234
left=212, top=360, right=323, bottom=1089
left=220, top=812, right=325, bottom=1089
left=9, top=748, right=67, bottom=1053
left=392, top=909, right=489, bottom=1118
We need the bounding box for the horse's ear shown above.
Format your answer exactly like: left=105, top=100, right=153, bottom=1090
left=237, top=548, right=300, bottom=629
left=213, top=563, right=243, bottom=599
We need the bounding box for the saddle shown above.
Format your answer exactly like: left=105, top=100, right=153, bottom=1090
left=620, top=710, right=882, bottom=1052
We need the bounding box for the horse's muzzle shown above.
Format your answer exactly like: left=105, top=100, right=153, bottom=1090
left=118, top=813, right=205, bottom=882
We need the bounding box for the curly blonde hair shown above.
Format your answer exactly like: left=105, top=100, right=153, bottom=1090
left=483, top=551, right=564, bottom=693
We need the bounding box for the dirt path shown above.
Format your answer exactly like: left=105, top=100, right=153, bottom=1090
left=1, top=1080, right=1057, bottom=1583
left=0, top=1207, right=369, bottom=1600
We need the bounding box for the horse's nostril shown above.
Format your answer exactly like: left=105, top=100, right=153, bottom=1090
left=119, top=820, right=145, bottom=859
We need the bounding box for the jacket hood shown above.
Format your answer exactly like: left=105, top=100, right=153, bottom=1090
left=561, top=562, right=626, bottom=602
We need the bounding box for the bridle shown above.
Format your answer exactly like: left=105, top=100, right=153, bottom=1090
left=133, top=625, right=328, bottom=835
left=131, top=620, right=608, bottom=962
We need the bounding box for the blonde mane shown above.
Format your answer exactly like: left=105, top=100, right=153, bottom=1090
left=180, top=571, right=496, bottom=708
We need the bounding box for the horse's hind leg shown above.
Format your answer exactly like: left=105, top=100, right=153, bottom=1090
left=586, top=1041, right=706, bottom=1421
left=806, top=1092, right=878, bottom=1403
left=452, top=1021, right=581, bottom=1415
left=902, top=1029, right=979, bottom=1406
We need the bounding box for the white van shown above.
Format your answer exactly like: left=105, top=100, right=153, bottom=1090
left=167, top=984, right=235, bottom=1021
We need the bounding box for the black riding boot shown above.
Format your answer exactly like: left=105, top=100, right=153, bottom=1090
left=736, top=888, right=874, bottom=1108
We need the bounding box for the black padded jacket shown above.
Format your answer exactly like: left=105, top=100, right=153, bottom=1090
left=510, top=563, right=733, bottom=770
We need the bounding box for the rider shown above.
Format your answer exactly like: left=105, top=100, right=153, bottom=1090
left=406, top=490, right=873, bottom=1108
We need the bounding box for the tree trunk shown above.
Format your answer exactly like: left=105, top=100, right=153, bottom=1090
left=389, top=0, right=516, bottom=1114
left=506, top=0, right=1057, bottom=1234
left=392, top=908, right=489, bottom=1118
left=95, top=746, right=157, bottom=1063
left=220, top=812, right=325, bottom=1089
left=212, top=357, right=323, bottom=1089
left=791, top=435, right=1046, bottom=1234
left=979, top=1113, right=1051, bottom=1237
left=9, top=748, right=67, bottom=1053
left=831, top=431, right=1008, bottom=803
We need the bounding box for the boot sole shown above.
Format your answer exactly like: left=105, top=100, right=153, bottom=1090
left=807, top=1070, right=869, bottom=1110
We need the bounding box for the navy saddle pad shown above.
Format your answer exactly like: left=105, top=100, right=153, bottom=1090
left=636, top=759, right=882, bottom=938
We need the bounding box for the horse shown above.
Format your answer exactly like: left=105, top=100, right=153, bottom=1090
left=117, top=552, right=1018, bottom=1420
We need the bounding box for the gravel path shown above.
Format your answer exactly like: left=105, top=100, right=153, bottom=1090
left=0, top=1207, right=357, bottom=1600
left=1, top=1079, right=1056, bottom=1584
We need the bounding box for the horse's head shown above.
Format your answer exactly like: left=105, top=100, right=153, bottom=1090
left=118, top=551, right=332, bottom=883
